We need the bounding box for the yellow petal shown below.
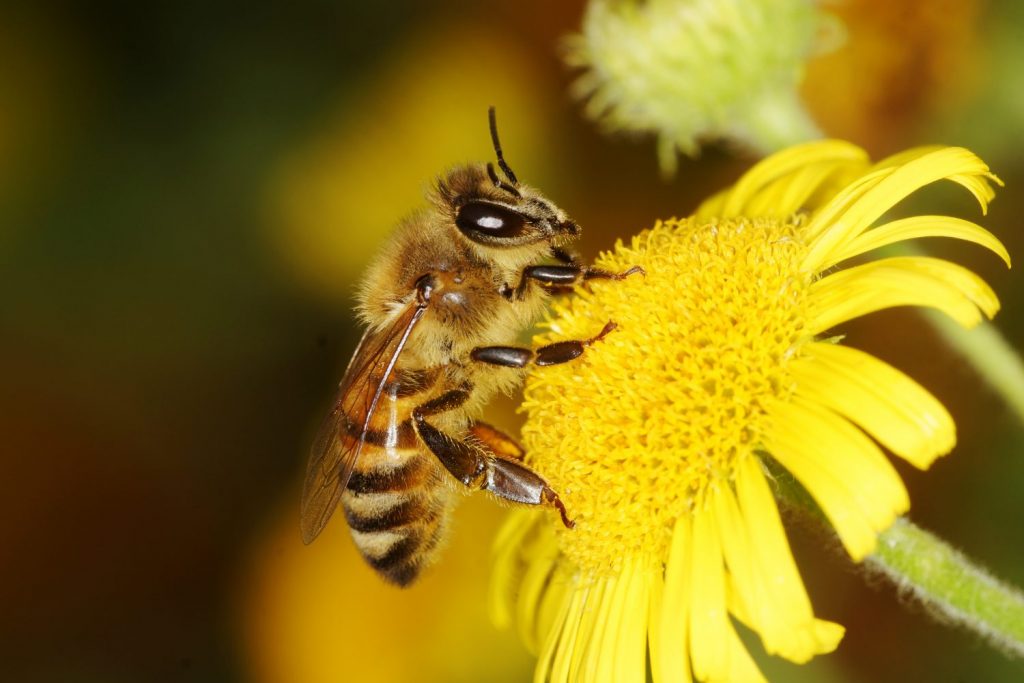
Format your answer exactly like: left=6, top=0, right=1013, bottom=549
left=870, top=147, right=1002, bottom=208
left=824, top=215, right=1011, bottom=269
left=556, top=583, right=589, bottom=682
left=564, top=580, right=605, bottom=682
left=689, top=508, right=730, bottom=681
left=693, top=187, right=730, bottom=221
left=734, top=458, right=812, bottom=615
left=647, top=572, right=685, bottom=683
left=593, top=577, right=630, bottom=683
left=720, top=622, right=769, bottom=683
left=735, top=456, right=844, bottom=661
left=765, top=397, right=910, bottom=561
left=658, top=516, right=693, bottom=683
left=801, top=167, right=896, bottom=248
left=517, top=550, right=559, bottom=652
left=582, top=577, right=618, bottom=683
left=596, top=567, right=630, bottom=683
left=792, top=343, right=955, bottom=469
left=607, top=559, right=650, bottom=683
left=547, top=586, right=584, bottom=683
left=808, top=256, right=1000, bottom=334
left=536, top=573, right=571, bottom=655
left=534, top=581, right=573, bottom=683
left=740, top=161, right=851, bottom=218
left=869, top=145, right=945, bottom=171
left=695, top=140, right=868, bottom=219
left=489, top=511, right=535, bottom=629
left=712, top=481, right=761, bottom=632
left=715, top=458, right=843, bottom=663
left=742, top=156, right=874, bottom=220
left=803, top=147, right=999, bottom=271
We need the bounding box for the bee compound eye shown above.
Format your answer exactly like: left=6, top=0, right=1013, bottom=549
left=455, top=201, right=526, bottom=240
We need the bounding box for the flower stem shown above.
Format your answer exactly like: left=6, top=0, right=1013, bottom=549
left=768, top=459, right=1024, bottom=658
left=867, top=518, right=1024, bottom=659
left=921, top=309, right=1024, bottom=423
left=739, top=89, right=824, bottom=153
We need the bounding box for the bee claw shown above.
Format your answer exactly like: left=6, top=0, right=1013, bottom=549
left=543, top=487, right=576, bottom=529
left=555, top=498, right=576, bottom=530
left=615, top=265, right=646, bottom=280
left=588, top=320, right=618, bottom=346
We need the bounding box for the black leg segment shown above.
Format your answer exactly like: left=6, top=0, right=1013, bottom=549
left=471, top=346, right=533, bottom=368
left=410, top=397, right=574, bottom=528
left=473, top=320, right=618, bottom=369
left=485, top=457, right=574, bottom=528
left=414, top=417, right=486, bottom=486
left=413, top=388, right=471, bottom=417
left=512, top=261, right=645, bottom=299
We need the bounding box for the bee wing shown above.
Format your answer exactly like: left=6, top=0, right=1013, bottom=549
left=300, top=299, right=429, bottom=544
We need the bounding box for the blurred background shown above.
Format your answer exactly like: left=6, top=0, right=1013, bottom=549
left=2, top=1, right=1023, bottom=681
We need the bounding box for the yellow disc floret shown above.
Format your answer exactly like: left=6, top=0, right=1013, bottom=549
left=522, top=217, right=812, bottom=576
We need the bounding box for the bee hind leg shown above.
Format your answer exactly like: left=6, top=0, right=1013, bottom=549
left=485, top=456, right=574, bottom=529
left=468, top=421, right=525, bottom=461
left=411, top=394, right=574, bottom=528
left=468, top=420, right=573, bottom=527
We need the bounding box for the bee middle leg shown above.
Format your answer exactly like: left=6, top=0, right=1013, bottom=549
left=471, top=320, right=618, bottom=368
left=411, top=391, right=574, bottom=528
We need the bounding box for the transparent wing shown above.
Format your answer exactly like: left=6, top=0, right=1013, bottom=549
left=300, top=299, right=428, bottom=544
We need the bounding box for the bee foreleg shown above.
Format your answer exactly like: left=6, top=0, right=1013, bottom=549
left=551, top=246, right=580, bottom=266
left=471, top=320, right=618, bottom=368
left=510, top=262, right=645, bottom=299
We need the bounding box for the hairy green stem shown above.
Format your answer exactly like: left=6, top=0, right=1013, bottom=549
left=922, top=309, right=1024, bottom=422
left=867, top=518, right=1024, bottom=659
left=769, top=461, right=1024, bottom=658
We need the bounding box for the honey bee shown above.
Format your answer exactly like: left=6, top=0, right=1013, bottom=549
left=300, top=108, right=641, bottom=586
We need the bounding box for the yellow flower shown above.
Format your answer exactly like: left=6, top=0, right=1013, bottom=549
left=490, top=141, right=1007, bottom=682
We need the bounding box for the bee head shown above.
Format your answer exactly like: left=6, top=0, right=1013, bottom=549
left=447, top=180, right=579, bottom=247
left=435, top=108, right=580, bottom=253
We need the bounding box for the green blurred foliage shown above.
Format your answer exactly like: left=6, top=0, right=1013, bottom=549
left=2, top=1, right=1023, bottom=682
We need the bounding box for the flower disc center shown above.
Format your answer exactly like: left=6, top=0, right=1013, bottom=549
left=521, top=217, right=812, bottom=574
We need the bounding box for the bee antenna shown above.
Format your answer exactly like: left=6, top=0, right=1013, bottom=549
left=487, top=162, right=521, bottom=198
left=488, top=106, right=519, bottom=186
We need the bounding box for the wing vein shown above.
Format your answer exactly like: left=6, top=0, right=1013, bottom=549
left=300, top=296, right=430, bottom=544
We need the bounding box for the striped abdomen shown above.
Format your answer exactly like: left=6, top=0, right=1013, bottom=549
left=342, top=445, right=453, bottom=587
left=340, top=367, right=454, bottom=587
